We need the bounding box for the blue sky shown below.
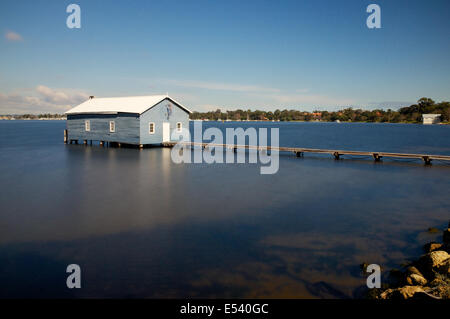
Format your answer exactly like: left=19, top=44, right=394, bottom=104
left=0, top=0, right=449, bottom=113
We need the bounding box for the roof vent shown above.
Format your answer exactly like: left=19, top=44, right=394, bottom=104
left=89, top=96, right=95, bottom=99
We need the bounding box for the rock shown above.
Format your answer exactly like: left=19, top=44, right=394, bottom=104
left=429, top=277, right=446, bottom=287
left=412, top=291, right=442, bottom=300
left=397, top=286, right=426, bottom=299
left=406, top=273, right=427, bottom=286
left=428, top=227, right=440, bottom=234
left=444, top=228, right=450, bottom=246
left=428, top=251, right=450, bottom=268
left=433, top=285, right=450, bottom=299
left=417, top=251, right=450, bottom=278
left=428, top=276, right=450, bottom=299
left=424, top=242, right=443, bottom=253
left=380, top=286, right=425, bottom=299
left=406, top=266, right=423, bottom=276
left=379, top=288, right=394, bottom=299
left=435, top=258, right=450, bottom=275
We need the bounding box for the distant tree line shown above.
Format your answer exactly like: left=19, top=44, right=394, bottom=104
left=190, top=98, right=450, bottom=123
left=1, top=98, right=449, bottom=123
left=0, top=113, right=65, bottom=120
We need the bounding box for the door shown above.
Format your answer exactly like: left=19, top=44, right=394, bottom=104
left=162, top=122, right=170, bottom=142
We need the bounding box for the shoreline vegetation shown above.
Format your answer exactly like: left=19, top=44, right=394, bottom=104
left=0, top=113, right=65, bottom=120
left=1, top=98, right=449, bottom=124
left=191, top=98, right=450, bottom=124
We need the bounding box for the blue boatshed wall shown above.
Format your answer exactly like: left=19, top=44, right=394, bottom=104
left=66, top=98, right=190, bottom=145
left=139, top=99, right=190, bottom=145
left=66, top=113, right=140, bottom=144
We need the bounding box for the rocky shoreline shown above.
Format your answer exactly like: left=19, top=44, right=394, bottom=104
left=374, top=222, right=450, bottom=299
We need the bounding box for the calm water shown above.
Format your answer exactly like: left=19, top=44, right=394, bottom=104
left=0, top=120, right=449, bottom=298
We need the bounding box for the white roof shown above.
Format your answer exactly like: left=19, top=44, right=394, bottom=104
left=422, top=114, right=441, bottom=118
left=65, top=95, right=191, bottom=115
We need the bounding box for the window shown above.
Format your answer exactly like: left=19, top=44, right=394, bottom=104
left=176, top=122, right=182, bottom=132
left=109, top=121, right=115, bottom=133
left=85, top=120, right=90, bottom=132
left=149, top=122, right=155, bottom=134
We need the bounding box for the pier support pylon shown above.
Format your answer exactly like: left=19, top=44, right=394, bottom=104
left=373, top=153, right=382, bottom=162
left=422, top=156, right=432, bottom=165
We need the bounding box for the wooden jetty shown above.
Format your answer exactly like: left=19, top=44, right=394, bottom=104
left=64, top=127, right=450, bottom=165
left=162, top=141, right=450, bottom=165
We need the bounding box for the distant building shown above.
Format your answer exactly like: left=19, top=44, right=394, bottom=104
left=65, top=95, right=191, bottom=146
left=422, top=114, right=441, bottom=125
